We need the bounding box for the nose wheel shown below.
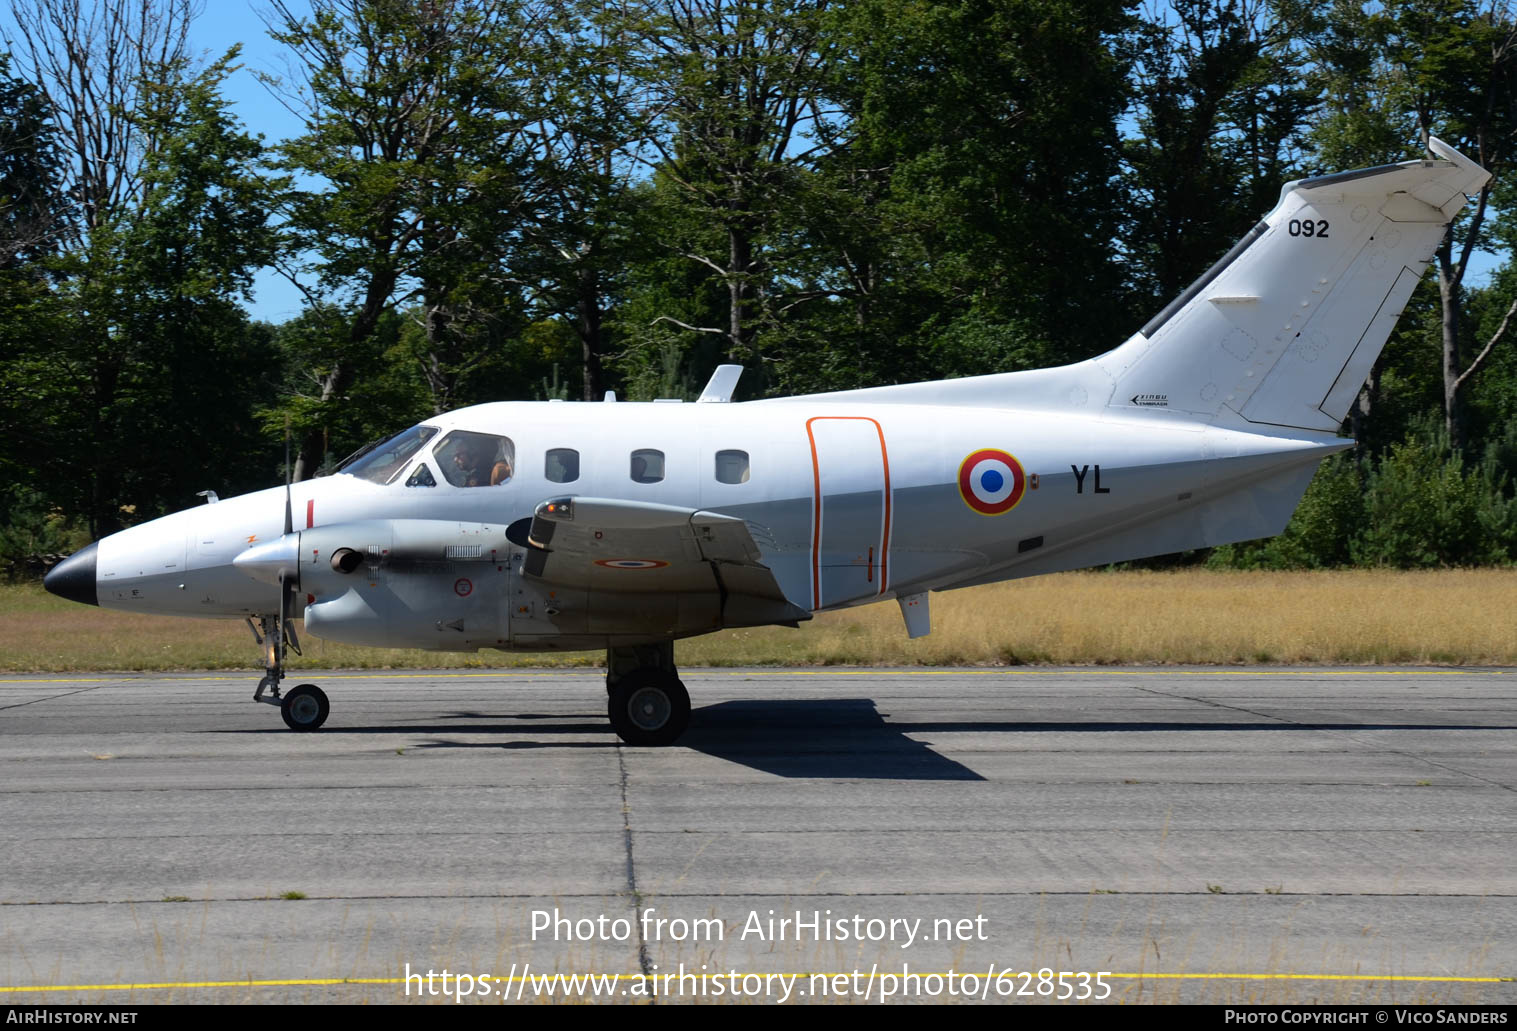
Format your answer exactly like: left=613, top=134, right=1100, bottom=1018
left=280, top=684, right=330, bottom=731
left=250, top=614, right=329, bottom=732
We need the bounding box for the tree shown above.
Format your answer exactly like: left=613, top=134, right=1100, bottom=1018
left=0, top=51, right=70, bottom=543
left=1125, top=0, right=1315, bottom=312
left=0, top=36, right=280, bottom=536
left=265, top=0, right=548, bottom=474
left=614, top=0, right=842, bottom=390
left=513, top=0, right=648, bottom=401
left=4, top=0, right=197, bottom=250
left=824, top=0, right=1138, bottom=380
left=0, top=52, right=69, bottom=266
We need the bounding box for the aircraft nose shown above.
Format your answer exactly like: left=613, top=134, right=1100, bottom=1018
left=44, top=541, right=98, bottom=607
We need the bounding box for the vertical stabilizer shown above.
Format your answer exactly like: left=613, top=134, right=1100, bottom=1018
left=1097, top=138, right=1490, bottom=431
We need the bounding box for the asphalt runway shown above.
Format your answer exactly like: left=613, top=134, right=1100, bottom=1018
left=0, top=667, right=1512, bottom=1006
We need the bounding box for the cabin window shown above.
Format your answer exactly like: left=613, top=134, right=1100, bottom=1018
left=435, top=431, right=516, bottom=488
left=545, top=448, right=579, bottom=483
left=404, top=463, right=437, bottom=487
left=630, top=449, right=665, bottom=483
left=714, top=449, right=750, bottom=484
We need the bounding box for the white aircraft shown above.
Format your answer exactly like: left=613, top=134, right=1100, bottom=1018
left=45, top=139, right=1489, bottom=744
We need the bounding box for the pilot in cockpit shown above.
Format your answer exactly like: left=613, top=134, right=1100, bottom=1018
left=438, top=432, right=514, bottom=487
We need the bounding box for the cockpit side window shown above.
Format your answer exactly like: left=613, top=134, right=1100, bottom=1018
left=435, top=431, right=515, bottom=487
left=405, top=462, right=437, bottom=487
left=342, top=424, right=439, bottom=485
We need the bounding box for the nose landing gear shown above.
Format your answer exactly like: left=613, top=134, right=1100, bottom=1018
left=249, top=614, right=329, bottom=731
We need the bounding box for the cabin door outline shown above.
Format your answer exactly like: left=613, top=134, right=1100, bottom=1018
left=806, top=416, right=893, bottom=610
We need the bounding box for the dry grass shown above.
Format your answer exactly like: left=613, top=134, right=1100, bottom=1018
left=3, top=568, right=1517, bottom=671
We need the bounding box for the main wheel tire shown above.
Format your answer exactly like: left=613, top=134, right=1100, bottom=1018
left=281, top=683, right=329, bottom=731
left=607, top=670, right=690, bottom=746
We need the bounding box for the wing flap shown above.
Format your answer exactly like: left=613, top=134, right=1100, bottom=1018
left=514, top=496, right=808, bottom=629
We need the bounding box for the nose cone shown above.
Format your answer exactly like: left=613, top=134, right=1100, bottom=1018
left=44, top=542, right=98, bottom=607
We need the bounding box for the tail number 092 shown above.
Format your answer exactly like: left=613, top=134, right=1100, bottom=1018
left=1288, top=218, right=1329, bottom=238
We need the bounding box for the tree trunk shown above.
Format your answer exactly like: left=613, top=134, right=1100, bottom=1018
left=577, top=264, right=605, bottom=401
left=291, top=361, right=344, bottom=482
left=1438, top=240, right=1463, bottom=450
left=1349, top=355, right=1382, bottom=454
left=422, top=291, right=452, bottom=417
left=728, top=225, right=752, bottom=362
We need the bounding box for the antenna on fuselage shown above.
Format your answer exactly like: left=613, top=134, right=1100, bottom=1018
left=697, top=364, right=744, bottom=403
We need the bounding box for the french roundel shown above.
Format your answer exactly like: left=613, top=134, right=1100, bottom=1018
left=958, top=449, right=1026, bottom=516
left=593, top=558, right=669, bottom=570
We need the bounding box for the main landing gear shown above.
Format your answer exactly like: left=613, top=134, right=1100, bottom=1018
left=605, top=642, right=689, bottom=747
left=249, top=614, right=330, bottom=732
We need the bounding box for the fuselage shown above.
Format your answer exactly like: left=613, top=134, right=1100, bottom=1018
left=74, top=396, right=1343, bottom=648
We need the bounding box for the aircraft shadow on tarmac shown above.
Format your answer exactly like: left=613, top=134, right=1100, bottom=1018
left=249, top=699, right=1510, bottom=781
left=399, top=699, right=985, bottom=780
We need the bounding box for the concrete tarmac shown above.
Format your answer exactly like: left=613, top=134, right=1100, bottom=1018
left=0, top=667, right=1512, bottom=1005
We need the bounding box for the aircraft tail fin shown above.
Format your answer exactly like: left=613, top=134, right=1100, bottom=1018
left=1096, top=137, right=1490, bottom=431
left=779, top=138, right=1488, bottom=429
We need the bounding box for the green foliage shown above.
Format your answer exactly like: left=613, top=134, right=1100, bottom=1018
left=604, top=0, right=843, bottom=394
left=267, top=0, right=546, bottom=422
left=0, top=485, right=88, bottom=580
left=0, top=52, right=280, bottom=537
left=1212, top=433, right=1517, bottom=570
left=1125, top=0, right=1316, bottom=309
left=0, top=52, right=68, bottom=266
left=1353, top=438, right=1515, bottom=567
left=832, top=0, right=1138, bottom=369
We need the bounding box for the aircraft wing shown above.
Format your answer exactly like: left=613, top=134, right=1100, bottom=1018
left=507, top=496, right=810, bottom=627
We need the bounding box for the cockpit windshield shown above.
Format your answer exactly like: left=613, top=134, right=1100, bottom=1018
left=340, top=424, right=440, bottom=485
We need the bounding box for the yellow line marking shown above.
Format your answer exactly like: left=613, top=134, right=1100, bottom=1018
left=0, top=978, right=397, bottom=992
left=726, top=670, right=1508, bottom=677
left=0, top=678, right=116, bottom=684
left=1, top=971, right=1510, bottom=993
left=1106, top=973, right=1511, bottom=982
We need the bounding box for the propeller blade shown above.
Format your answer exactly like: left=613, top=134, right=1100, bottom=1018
left=283, top=416, right=294, bottom=537
left=273, top=418, right=300, bottom=664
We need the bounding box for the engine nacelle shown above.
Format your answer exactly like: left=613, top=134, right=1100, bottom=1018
left=297, top=519, right=513, bottom=651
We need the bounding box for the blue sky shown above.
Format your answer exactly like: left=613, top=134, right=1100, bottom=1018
left=193, top=0, right=309, bottom=322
